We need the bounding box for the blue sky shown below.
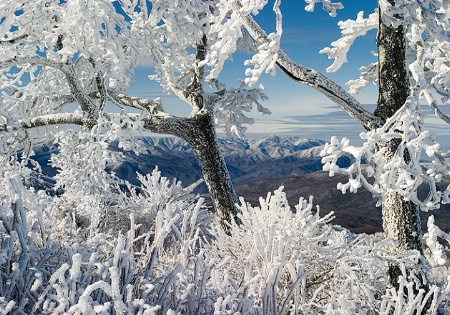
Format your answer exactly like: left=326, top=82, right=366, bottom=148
left=129, top=1, right=381, bottom=143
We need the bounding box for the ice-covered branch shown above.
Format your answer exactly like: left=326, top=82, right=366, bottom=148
left=107, top=91, right=164, bottom=114
left=0, top=56, right=64, bottom=71
left=425, top=215, right=450, bottom=266
left=346, top=61, right=378, bottom=94
left=60, top=65, right=98, bottom=120
left=0, top=113, right=84, bottom=131
left=231, top=0, right=380, bottom=130
left=242, top=0, right=282, bottom=87
left=129, top=1, right=208, bottom=101
left=321, top=98, right=450, bottom=212
left=52, top=94, right=77, bottom=108
left=320, top=11, right=378, bottom=73
left=423, top=90, right=450, bottom=126
left=397, top=1, right=450, bottom=126
left=275, top=50, right=380, bottom=129
left=214, top=82, right=269, bottom=137
left=0, top=34, right=28, bottom=45
left=1, top=56, right=98, bottom=119
left=53, top=90, right=165, bottom=115
left=304, top=0, right=344, bottom=17
left=0, top=109, right=174, bottom=135
left=139, top=114, right=196, bottom=139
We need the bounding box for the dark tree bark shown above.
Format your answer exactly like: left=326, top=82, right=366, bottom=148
left=375, top=3, right=426, bottom=291
left=183, top=112, right=241, bottom=233
left=147, top=110, right=241, bottom=234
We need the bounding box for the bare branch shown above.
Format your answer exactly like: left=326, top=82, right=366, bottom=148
left=231, top=0, right=381, bottom=130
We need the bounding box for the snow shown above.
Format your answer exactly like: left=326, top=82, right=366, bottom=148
left=1, top=169, right=449, bottom=313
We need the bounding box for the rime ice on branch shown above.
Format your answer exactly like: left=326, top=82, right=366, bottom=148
left=0, top=0, right=275, bottom=230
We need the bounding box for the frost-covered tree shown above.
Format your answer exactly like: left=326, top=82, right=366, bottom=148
left=318, top=0, right=450, bottom=287
left=208, top=0, right=450, bottom=286
left=1, top=0, right=449, bottom=281
left=2, top=1, right=450, bottom=313
left=0, top=0, right=274, bottom=231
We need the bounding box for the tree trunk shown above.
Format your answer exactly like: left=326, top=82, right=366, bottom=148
left=177, top=112, right=241, bottom=233
left=381, top=141, right=424, bottom=257
left=375, top=3, right=426, bottom=289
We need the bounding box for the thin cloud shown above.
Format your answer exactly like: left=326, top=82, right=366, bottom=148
left=137, top=56, right=155, bottom=68
left=280, top=27, right=338, bottom=46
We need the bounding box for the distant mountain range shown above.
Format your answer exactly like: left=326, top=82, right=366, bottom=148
left=29, top=135, right=450, bottom=234
left=109, top=135, right=351, bottom=192
left=31, top=135, right=346, bottom=192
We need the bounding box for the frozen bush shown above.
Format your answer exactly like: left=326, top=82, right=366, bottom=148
left=1, top=165, right=449, bottom=314
left=207, top=187, right=450, bottom=314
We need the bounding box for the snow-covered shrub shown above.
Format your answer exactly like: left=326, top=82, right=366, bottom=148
left=379, top=263, right=450, bottom=315
left=27, top=199, right=212, bottom=315
left=109, top=167, right=208, bottom=237
left=0, top=168, right=60, bottom=313
left=49, top=130, right=125, bottom=232
left=0, top=158, right=216, bottom=314
left=207, top=187, right=365, bottom=312
left=1, top=161, right=450, bottom=314
left=207, top=187, right=450, bottom=314
left=208, top=187, right=337, bottom=311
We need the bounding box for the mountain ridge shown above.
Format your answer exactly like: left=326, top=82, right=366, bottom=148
left=112, top=135, right=336, bottom=190
left=30, top=135, right=332, bottom=190
left=29, top=135, right=450, bottom=234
